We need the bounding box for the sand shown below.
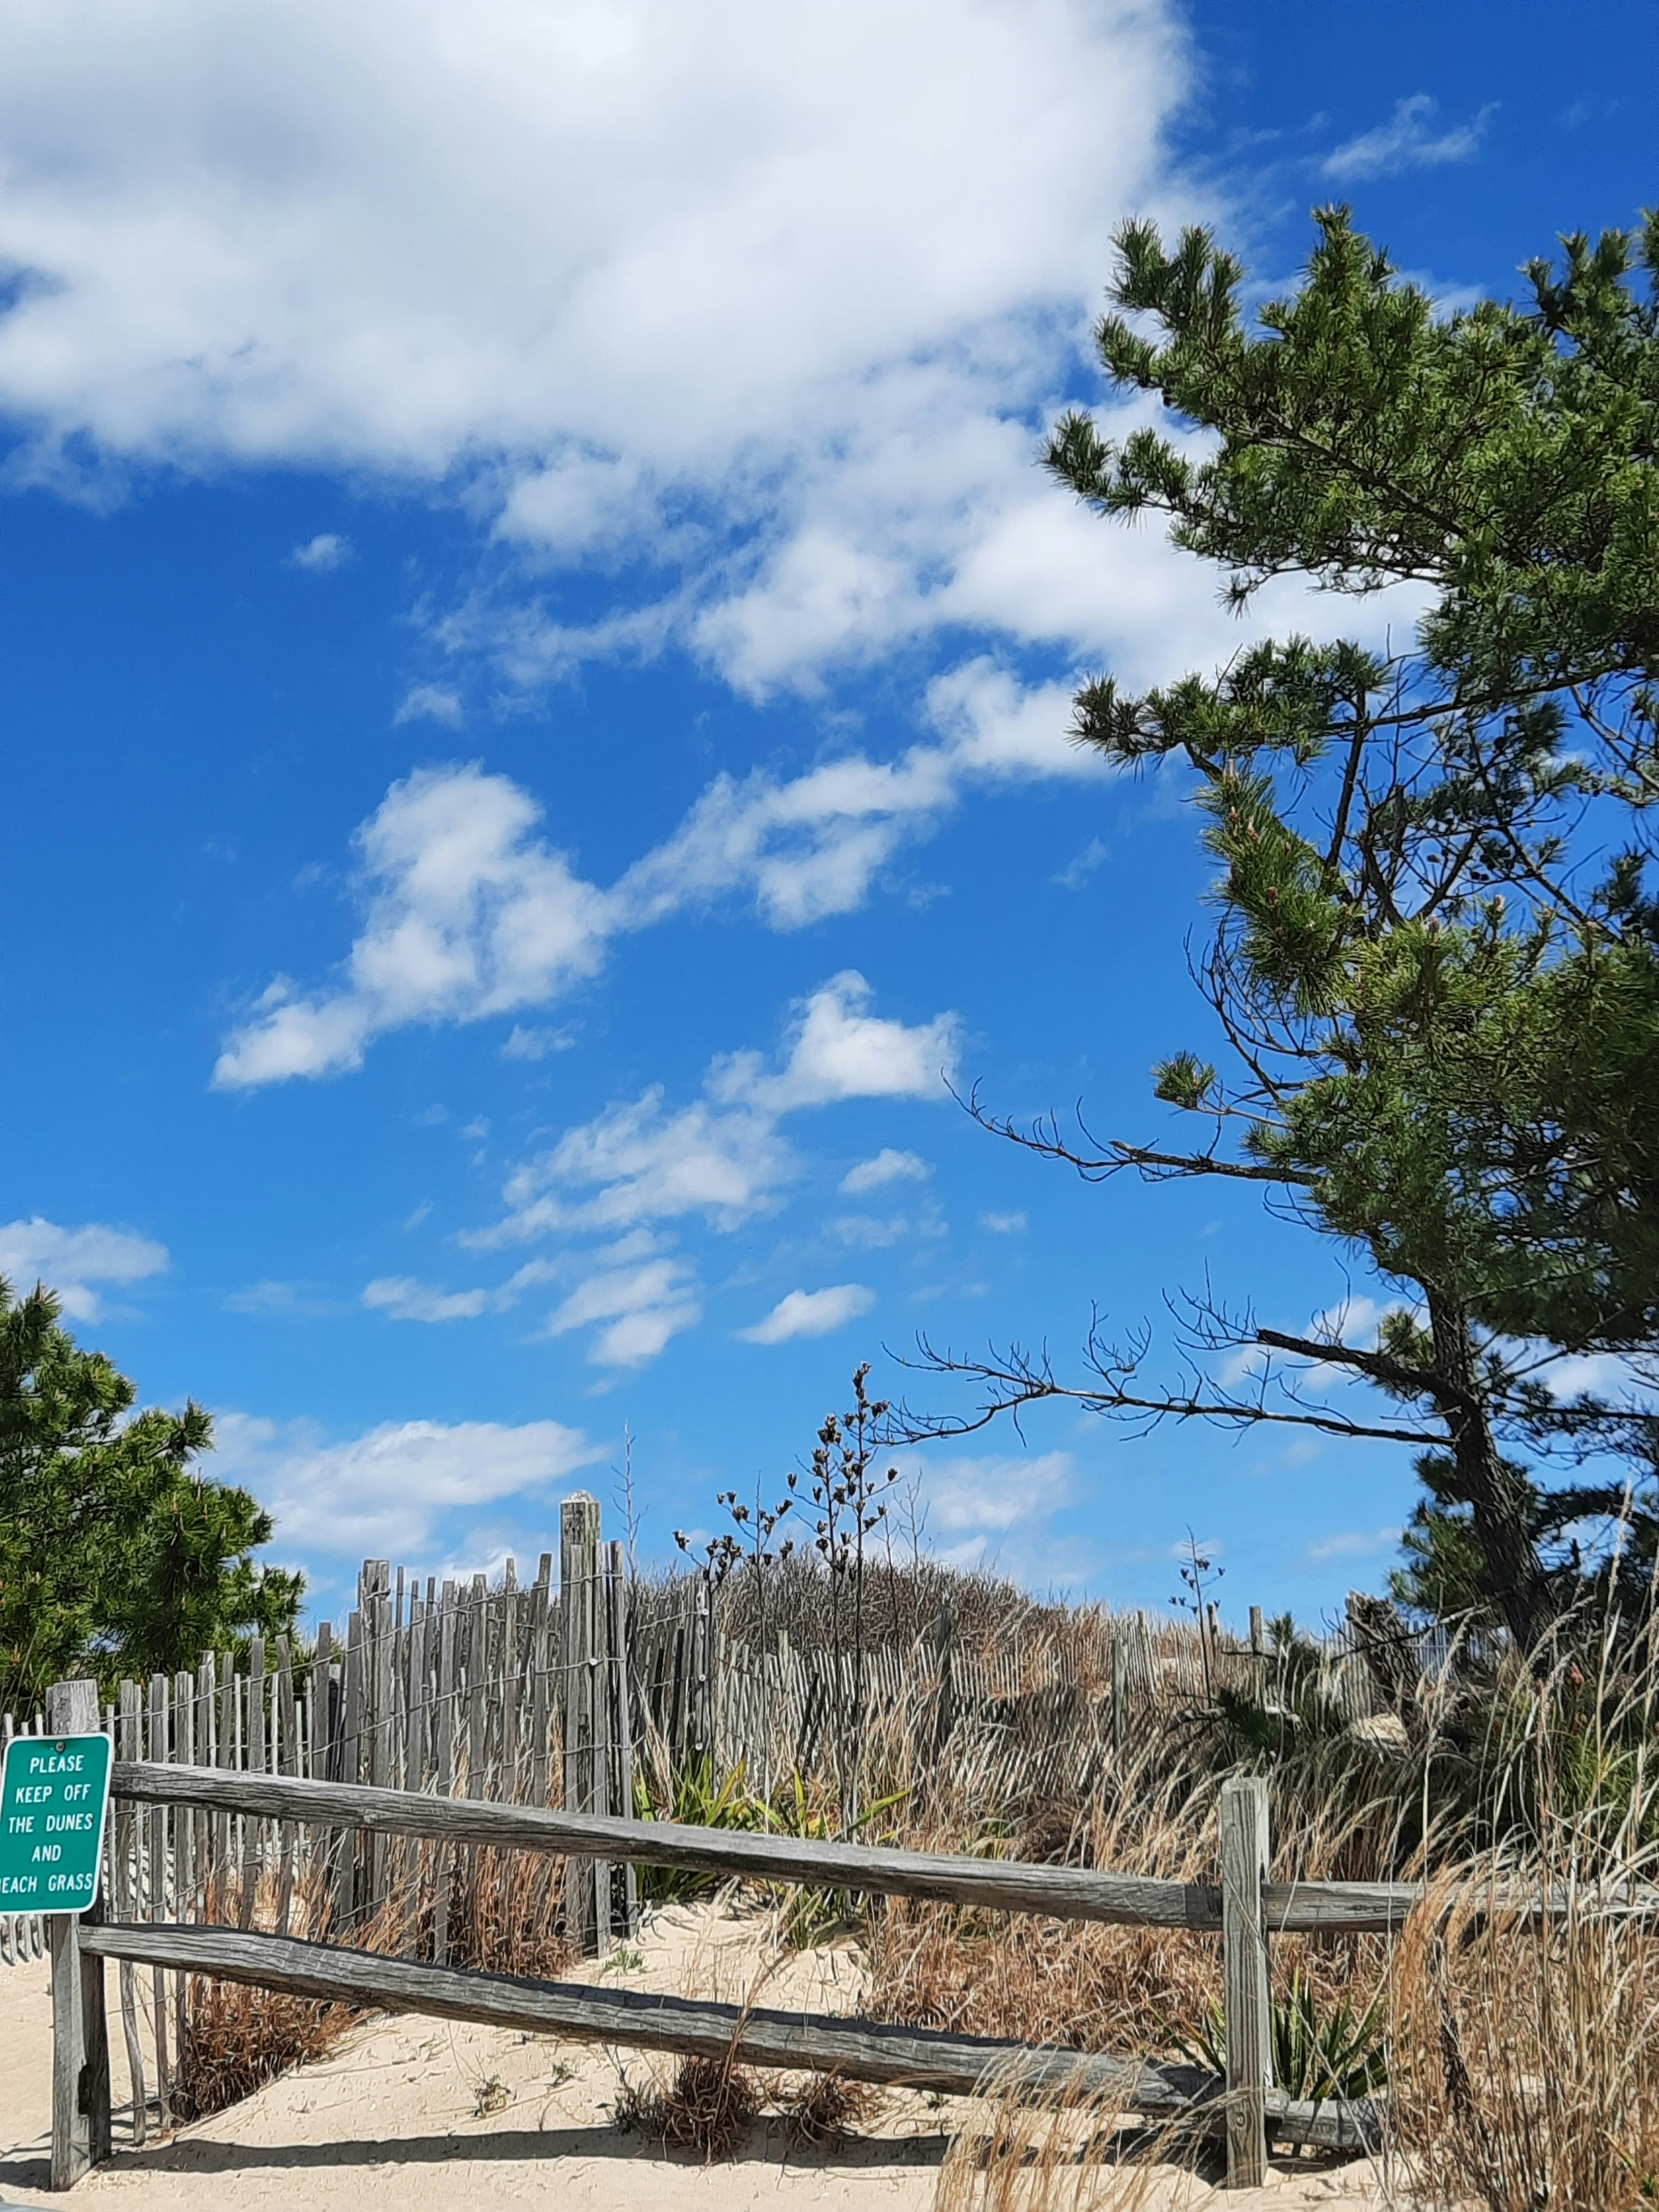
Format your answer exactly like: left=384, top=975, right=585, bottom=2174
left=0, top=1903, right=1389, bottom=2212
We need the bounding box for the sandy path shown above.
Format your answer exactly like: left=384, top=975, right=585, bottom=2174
left=0, top=1903, right=1387, bottom=2211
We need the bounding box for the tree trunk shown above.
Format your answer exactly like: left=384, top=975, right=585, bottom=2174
left=1427, top=1290, right=1551, bottom=1650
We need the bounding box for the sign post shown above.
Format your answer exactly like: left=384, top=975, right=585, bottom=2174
left=25, top=1681, right=115, bottom=2189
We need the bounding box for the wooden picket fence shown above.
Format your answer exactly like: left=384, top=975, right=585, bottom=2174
left=43, top=1661, right=1391, bottom=2198
left=4, top=1492, right=1442, bottom=1987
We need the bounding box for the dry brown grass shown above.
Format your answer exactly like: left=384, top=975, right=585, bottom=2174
left=615, top=2054, right=764, bottom=2160
left=780, top=2069, right=879, bottom=2148
left=1383, top=1623, right=1659, bottom=2210
left=168, top=1840, right=573, bottom=2127
left=865, top=1715, right=1406, bottom=2065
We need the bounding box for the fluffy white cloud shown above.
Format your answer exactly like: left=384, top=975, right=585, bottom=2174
left=711, top=972, right=956, bottom=1112
left=475, top=974, right=950, bottom=1256
left=213, top=764, right=610, bottom=1087
left=470, top=974, right=952, bottom=1364
left=483, top=1094, right=792, bottom=1246
left=0, top=1215, right=169, bottom=1322
left=739, top=1284, right=875, bottom=1344
left=214, top=1409, right=599, bottom=1561
left=841, top=1148, right=929, bottom=1195
left=289, top=531, right=351, bottom=571
left=922, top=1449, right=1074, bottom=1534
left=0, top=0, right=1198, bottom=695
left=980, top=1210, right=1026, bottom=1234
left=1323, top=95, right=1495, bottom=183
left=394, top=684, right=464, bottom=728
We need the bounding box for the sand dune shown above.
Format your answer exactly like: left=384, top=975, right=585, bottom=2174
left=0, top=1903, right=1387, bottom=2211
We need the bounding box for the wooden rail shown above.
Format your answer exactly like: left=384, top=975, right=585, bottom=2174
left=111, top=1759, right=1421, bottom=1933
left=79, top=1919, right=1377, bottom=2152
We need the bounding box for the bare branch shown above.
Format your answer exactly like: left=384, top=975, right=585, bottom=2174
left=950, top=1082, right=1316, bottom=1187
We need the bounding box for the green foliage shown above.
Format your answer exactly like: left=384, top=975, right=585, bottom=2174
left=0, top=1281, right=301, bottom=1705
left=1171, top=1969, right=1389, bottom=2103
left=630, top=1755, right=767, bottom=1901
left=1213, top=1616, right=1350, bottom=1758
left=1029, top=202, right=1659, bottom=1644
left=630, top=1755, right=905, bottom=1943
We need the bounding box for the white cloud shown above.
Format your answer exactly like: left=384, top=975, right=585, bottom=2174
left=841, top=1147, right=929, bottom=1195
left=830, top=1214, right=910, bottom=1249
left=0, top=1215, right=169, bottom=1322
left=980, top=1210, right=1026, bottom=1234
left=213, top=764, right=610, bottom=1087
left=502, top=1022, right=574, bottom=1061
left=289, top=530, right=351, bottom=571
left=213, top=1409, right=599, bottom=1561
left=394, top=683, right=464, bottom=727
left=1306, top=1527, right=1400, bottom=1562
left=475, top=974, right=950, bottom=1258
left=223, top=1278, right=335, bottom=1318
left=1323, top=95, right=1495, bottom=182
left=739, top=1283, right=875, bottom=1344
left=469, top=975, right=951, bottom=1364
left=484, top=1093, right=793, bottom=1246
left=362, top=1276, right=491, bottom=1324
left=545, top=1254, right=702, bottom=1367
left=0, top=0, right=1197, bottom=695
left=922, top=1449, right=1074, bottom=1533
left=711, top=972, right=956, bottom=1111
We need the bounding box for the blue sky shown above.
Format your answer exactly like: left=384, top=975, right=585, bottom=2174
left=0, top=0, right=1652, bottom=1629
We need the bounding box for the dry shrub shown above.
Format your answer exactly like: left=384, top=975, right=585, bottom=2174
left=618, top=2054, right=763, bottom=2161
left=1383, top=1616, right=1659, bottom=2211
left=781, top=2069, right=877, bottom=2148
left=1390, top=1872, right=1659, bottom=2209
left=867, top=1721, right=1402, bottom=2063
left=935, top=2060, right=1214, bottom=2212
left=172, top=1974, right=349, bottom=2121
left=171, top=1841, right=570, bottom=2128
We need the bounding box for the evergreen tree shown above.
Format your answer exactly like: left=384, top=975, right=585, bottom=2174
left=907, top=208, right=1659, bottom=1646
left=0, top=1279, right=301, bottom=1703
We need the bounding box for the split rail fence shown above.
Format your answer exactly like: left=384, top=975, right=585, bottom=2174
left=25, top=1491, right=1459, bottom=2194
left=46, top=1666, right=1391, bottom=2199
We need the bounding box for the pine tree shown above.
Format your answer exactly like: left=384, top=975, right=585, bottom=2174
left=907, top=208, right=1659, bottom=1646
left=0, top=1279, right=301, bottom=1702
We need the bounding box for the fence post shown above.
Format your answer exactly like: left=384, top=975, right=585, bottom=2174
left=48, top=1678, right=112, bottom=2189
left=1219, top=1774, right=1271, bottom=2190
left=561, top=1492, right=603, bottom=1955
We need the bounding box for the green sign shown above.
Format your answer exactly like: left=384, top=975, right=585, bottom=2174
left=0, top=1731, right=112, bottom=1916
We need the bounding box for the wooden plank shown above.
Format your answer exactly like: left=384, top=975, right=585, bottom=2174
left=274, top=1636, right=299, bottom=1938
left=114, top=1682, right=147, bottom=2145
left=561, top=1493, right=603, bottom=1955
left=1220, top=1776, right=1271, bottom=2189
left=432, top=1580, right=458, bottom=1967
left=48, top=1679, right=111, bottom=2189
left=146, top=1673, right=171, bottom=2124
left=608, top=1540, right=639, bottom=1937
left=79, top=1919, right=1373, bottom=2152
left=172, top=1672, right=194, bottom=2084
left=112, top=1760, right=1227, bottom=1927
left=241, top=1639, right=266, bottom=1932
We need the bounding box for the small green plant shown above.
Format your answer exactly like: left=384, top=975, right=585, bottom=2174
left=632, top=1756, right=767, bottom=1901
left=763, top=1767, right=907, bottom=1948
left=1168, top=1968, right=1388, bottom=2103
left=602, top=1944, right=645, bottom=1974
left=473, top=2072, right=513, bottom=2117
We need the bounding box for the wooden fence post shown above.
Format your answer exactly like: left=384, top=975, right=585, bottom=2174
left=561, top=1493, right=604, bottom=1955
left=1219, top=1775, right=1271, bottom=2190
left=48, top=1677, right=112, bottom=2190
left=607, top=1539, right=639, bottom=1937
